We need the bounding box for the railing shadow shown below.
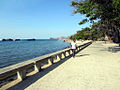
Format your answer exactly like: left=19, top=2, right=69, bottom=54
left=8, top=55, right=72, bottom=90
left=7, top=42, right=92, bottom=90
left=75, top=54, right=89, bottom=57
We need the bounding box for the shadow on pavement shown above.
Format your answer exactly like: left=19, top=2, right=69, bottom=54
left=101, top=46, right=120, bottom=53
left=75, top=54, right=89, bottom=57
left=107, top=46, right=120, bottom=53
left=8, top=55, right=72, bottom=90
left=8, top=43, right=92, bottom=90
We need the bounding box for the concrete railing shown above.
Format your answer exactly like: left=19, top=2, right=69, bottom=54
left=0, top=42, right=92, bottom=88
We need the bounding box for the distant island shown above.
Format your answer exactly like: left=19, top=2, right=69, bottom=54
left=1, top=38, right=36, bottom=41
left=2, top=39, right=14, bottom=41
left=27, top=39, right=35, bottom=41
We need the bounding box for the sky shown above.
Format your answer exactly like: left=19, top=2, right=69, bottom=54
left=0, top=0, right=92, bottom=39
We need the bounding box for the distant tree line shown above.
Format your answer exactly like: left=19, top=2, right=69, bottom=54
left=70, top=21, right=105, bottom=40
left=71, top=0, right=120, bottom=43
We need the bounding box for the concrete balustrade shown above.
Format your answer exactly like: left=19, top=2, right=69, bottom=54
left=34, top=61, right=42, bottom=72
left=58, top=54, right=62, bottom=60
left=17, top=69, right=26, bottom=81
left=0, top=42, right=92, bottom=88
left=48, top=57, right=54, bottom=65
left=63, top=52, right=67, bottom=58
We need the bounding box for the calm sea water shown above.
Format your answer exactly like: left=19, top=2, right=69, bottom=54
left=0, top=39, right=70, bottom=68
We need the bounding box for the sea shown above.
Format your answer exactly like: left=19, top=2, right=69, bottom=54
left=0, top=39, right=70, bottom=68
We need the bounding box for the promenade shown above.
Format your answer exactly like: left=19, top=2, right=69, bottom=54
left=9, top=41, right=120, bottom=90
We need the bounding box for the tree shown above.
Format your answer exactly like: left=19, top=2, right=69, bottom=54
left=70, top=21, right=104, bottom=40
left=71, top=0, right=120, bottom=43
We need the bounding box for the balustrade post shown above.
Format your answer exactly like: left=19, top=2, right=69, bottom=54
left=70, top=49, right=73, bottom=55
left=48, top=57, right=54, bottom=65
left=68, top=50, right=71, bottom=55
left=17, top=69, right=26, bottom=81
left=58, top=53, right=62, bottom=60
left=65, top=51, right=69, bottom=56
left=64, top=51, right=67, bottom=57
left=34, top=62, right=41, bottom=72
left=61, top=52, right=66, bottom=59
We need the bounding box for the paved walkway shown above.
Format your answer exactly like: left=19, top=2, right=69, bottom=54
left=9, top=41, right=120, bottom=90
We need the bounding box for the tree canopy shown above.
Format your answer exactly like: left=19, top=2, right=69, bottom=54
left=70, top=21, right=105, bottom=40
left=71, top=0, right=120, bottom=43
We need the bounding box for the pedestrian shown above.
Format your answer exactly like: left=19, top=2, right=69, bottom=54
left=71, top=39, right=77, bottom=58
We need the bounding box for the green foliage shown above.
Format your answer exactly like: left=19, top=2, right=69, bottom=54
left=71, top=0, right=120, bottom=43
left=71, top=0, right=120, bottom=24
left=79, top=19, right=88, bottom=25
left=70, top=21, right=105, bottom=40
left=71, top=26, right=104, bottom=40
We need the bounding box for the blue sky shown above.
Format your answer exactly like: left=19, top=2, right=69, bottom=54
left=0, top=0, right=91, bottom=39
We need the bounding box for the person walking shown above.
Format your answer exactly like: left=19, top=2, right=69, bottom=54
left=71, top=40, right=77, bottom=58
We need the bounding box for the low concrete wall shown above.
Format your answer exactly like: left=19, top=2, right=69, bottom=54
left=0, top=42, right=92, bottom=88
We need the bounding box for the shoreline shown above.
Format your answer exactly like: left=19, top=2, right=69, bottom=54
left=0, top=40, right=70, bottom=68
left=0, top=42, right=92, bottom=89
